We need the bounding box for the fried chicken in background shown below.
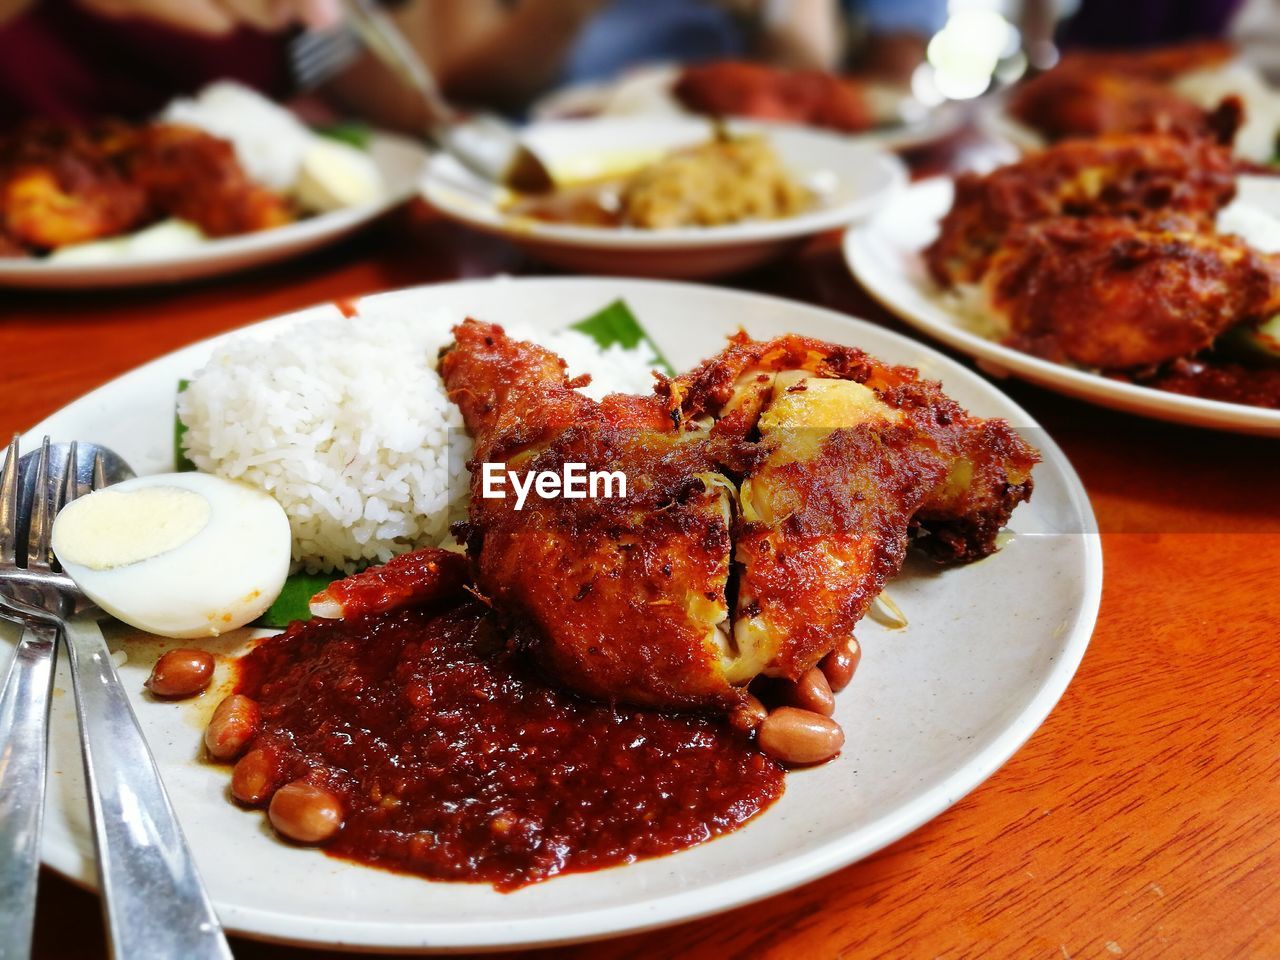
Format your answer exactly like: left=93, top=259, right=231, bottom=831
left=0, top=121, right=150, bottom=252
left=443, top=321, right=1037, bottom=711
left=0, top=119, right=293, bottom=256
left=123, top=124, right=292, bottom=238
left=926, top=132, right=1239, bottom=287
left=672, top=61, right=876, bottom=133
left=983, top=216, right=1280, bottom=369
left=1007, top=42, right=1239, bottom=143
left=926, top=113, right=1280, bottom=378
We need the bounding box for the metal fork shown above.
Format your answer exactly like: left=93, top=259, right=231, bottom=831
left=290, top=22, right=362, bottom=92
left=290, top=0, right=554, bottom=192
left=0, top=436, right=77, bottom=960
left=0, top=438, right=233, bottom=960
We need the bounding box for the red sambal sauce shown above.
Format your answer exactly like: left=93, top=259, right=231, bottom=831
left=232, top=601, right=783, bottom=890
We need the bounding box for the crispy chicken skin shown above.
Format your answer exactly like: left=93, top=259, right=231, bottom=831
left=0, top=121, right=150, bottom=252
left=983, top=216, right=1280, bottom=369
left=0, top=120, right=292, bottom=255
left=673, top=61, right=875, bottom=133
left=1009, top=70, right=1211, bottom=144
left=671, top=334, right=1038, bottom=682
left=925, top=133, right=1237, bottom=287
left=1048, top=43, right=1235, bottom=82
left=1007, top=43, right=1238, bottom=144
left=444, top=320, right=747, bottom=709
left=443, top=321, right=1037, bottom=709
left=123, top=124, right=292, bottom=238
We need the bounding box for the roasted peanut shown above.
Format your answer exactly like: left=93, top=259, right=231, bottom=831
left=231, top=748, right=278, bottom=805
left=728, top=693, right=768, bottom=733
left=204, top=694, right=259, bottom=760
left=784, top=668, right=835, bottom=717
left=268, top=781, right=343, bottom=844
left=758, top=707, right=844, bottom=766
left=820, top=637, right=861, bottom=693
left=145, top=649, right=215, bottom=699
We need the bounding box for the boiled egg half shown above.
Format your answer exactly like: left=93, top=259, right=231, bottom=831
left=52, top=472, right=291, bottom=638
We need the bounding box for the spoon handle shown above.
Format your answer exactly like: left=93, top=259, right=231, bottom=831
left=0, top=622, right=58, bottom=960
left=62, top=617, right=232, bottom=960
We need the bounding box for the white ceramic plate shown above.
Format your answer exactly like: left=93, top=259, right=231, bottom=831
left=421, top=118, right=907, bottom=278
left=844, top=178, right=1280, bottom=436
left=0, top=133, right=427, bottom=290
left=6, top=277, right=1100, bottom=952
left=530, top=64, right=965, bottom=151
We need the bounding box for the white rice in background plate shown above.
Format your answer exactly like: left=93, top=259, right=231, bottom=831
left=178, top=305, right=661, bottom=573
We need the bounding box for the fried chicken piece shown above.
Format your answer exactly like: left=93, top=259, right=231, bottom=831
left=444, top=320, right=746, bottom=709
left=1053, top=42, right=1235, bottom=82
left=1009, top=69, right=1214, bottom=144
left=982, top=216, right=1280, bottom=369
left=1006, top=42, right=1242, bottom=146
left=673, top=61, right=875, bottom=133
left=442, top=321, right=1037, bottom=709
left=123, top=124, right=293, bottom=237
left=672, top=334, right=1038, bottom=681
left=0, top=121, right=151, bottom=251
left=0, top=120, right=292, bottom=254
left=925, top=133, right=1237, bottom=287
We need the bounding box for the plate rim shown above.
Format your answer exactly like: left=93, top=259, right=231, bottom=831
left=843, top=177, right=1280, bottom=436
left=22, top=276, right=1102, bottom=952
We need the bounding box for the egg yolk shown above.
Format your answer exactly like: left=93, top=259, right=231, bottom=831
left=52, top=486, right=211, bottom=570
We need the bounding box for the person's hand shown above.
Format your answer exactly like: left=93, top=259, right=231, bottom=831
left=78, top=0, right=342, bottom=35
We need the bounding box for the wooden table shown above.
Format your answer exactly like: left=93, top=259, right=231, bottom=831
left=5, top=145, right=1279, bottom=960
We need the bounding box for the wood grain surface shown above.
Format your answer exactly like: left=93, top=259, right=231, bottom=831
left=4, top=145, right=1278, bottom=960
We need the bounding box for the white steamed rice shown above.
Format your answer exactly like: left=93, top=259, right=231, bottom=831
left=178, top=304, right=661, bottom=573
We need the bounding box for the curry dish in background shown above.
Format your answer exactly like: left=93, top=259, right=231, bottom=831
left=504, top=134, right=813, bottom=229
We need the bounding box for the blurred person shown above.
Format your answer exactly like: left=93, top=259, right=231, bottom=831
left=0, top=0, right=834, bottom=127
left=842, top=0, right=946, bottom=83
left=0, top=0, right=943, bottom=130
left=0, top=0, right=339, bottom=127
left=373, top=0, right=845, bottom=115
left=1058, top=0, right=1246, bottom=47
left=411, top=0, right=945, bottom=109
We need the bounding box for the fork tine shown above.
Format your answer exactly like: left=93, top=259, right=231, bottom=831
left=0, top=434, right=17, bottom=565
left=92, top=451, right=106, bottom=492
left=290, top=27, right=361, bottom=91
left=25, top=437, right=53, bottom=570
left=62, top=441, right=80, bottom=507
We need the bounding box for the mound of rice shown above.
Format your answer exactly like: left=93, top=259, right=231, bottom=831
left=161, top=81, right=315, bottom=193
left=178, top=304, right=661, bottom=573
